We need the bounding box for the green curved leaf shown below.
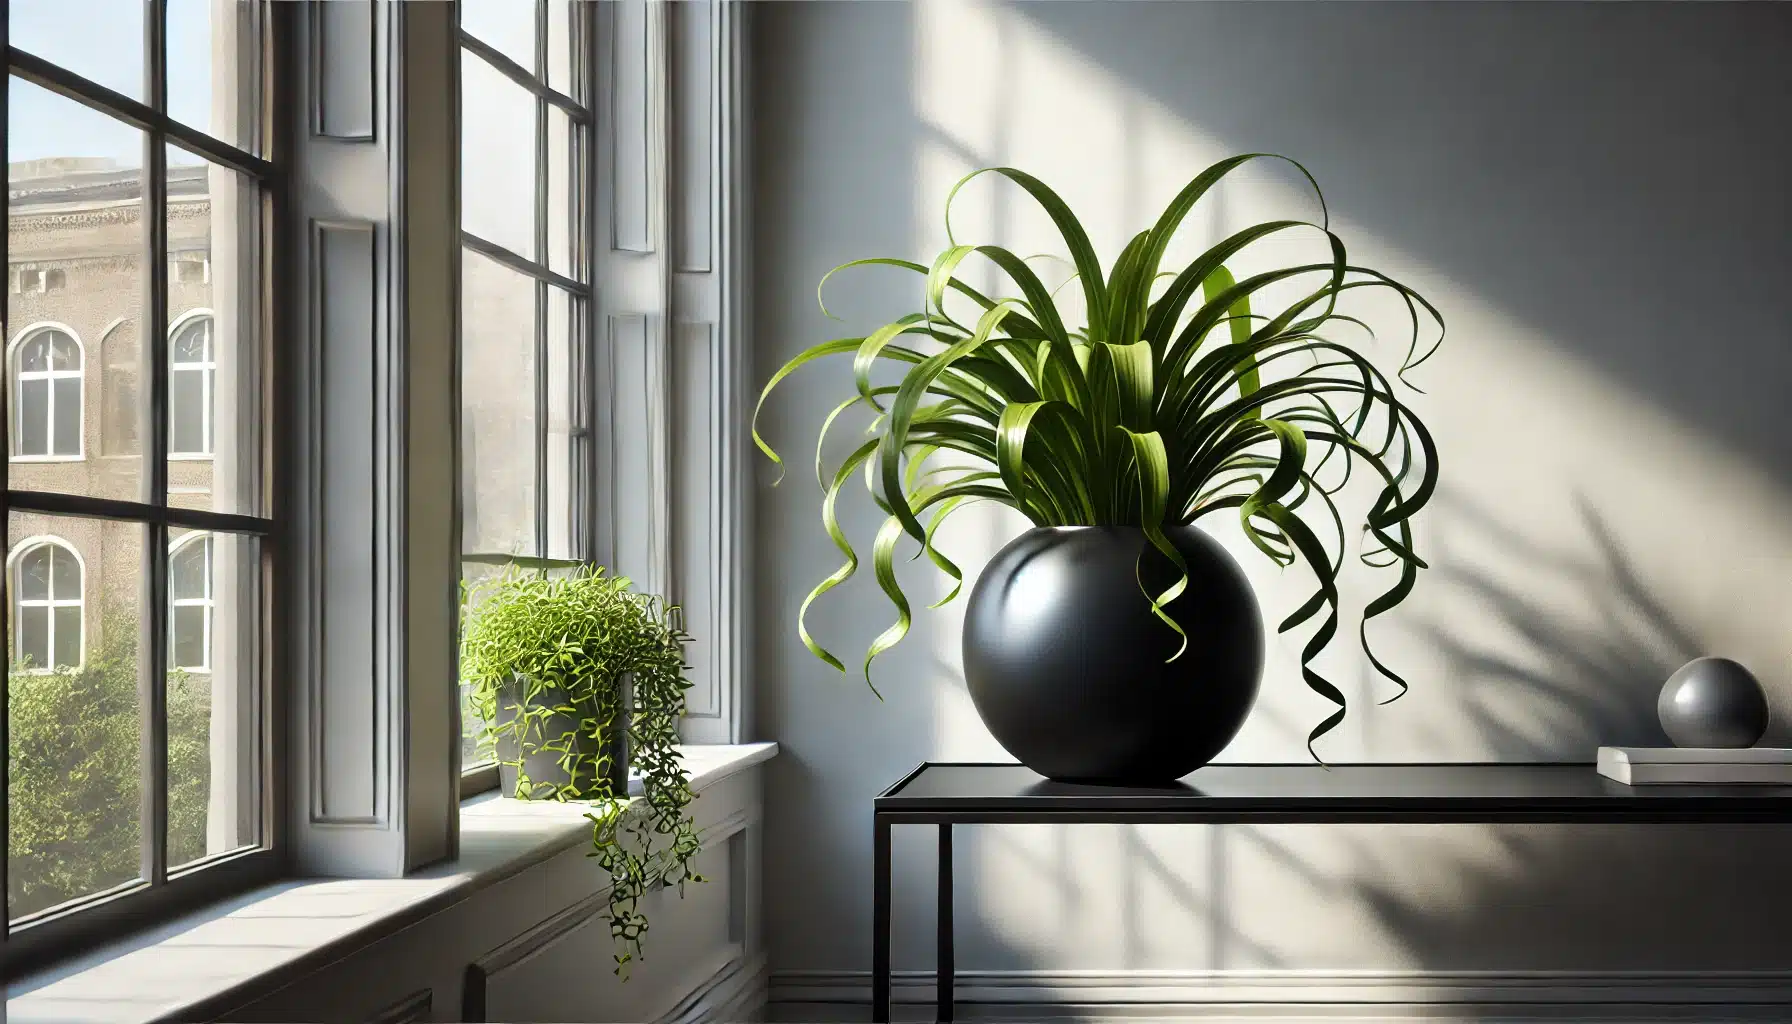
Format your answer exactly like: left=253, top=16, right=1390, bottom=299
left=1121, top=428, right=1188, bottom=660
left=760, top=156, right=1444, bottom=766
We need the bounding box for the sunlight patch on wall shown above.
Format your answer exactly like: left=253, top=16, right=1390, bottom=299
left=905, top=0, right=1792, bottom=772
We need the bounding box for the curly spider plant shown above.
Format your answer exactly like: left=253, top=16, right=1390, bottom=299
left=754, top=154, right=1443, bottom=758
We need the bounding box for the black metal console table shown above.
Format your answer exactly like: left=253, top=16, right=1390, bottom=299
left=871, top=761, right=1792, bottom=1023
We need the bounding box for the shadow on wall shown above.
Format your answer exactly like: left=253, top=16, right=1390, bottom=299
left=1347, top=820, right=1792, bottom=974
left=754, top=0, right=1792, bottom=1011
left=1421, top=491, right=1690, bottom=759
left=1011, top=0, right=1792, bottom=479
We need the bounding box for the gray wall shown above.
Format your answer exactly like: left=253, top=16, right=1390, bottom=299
left=752, top=0, right=1792, bottom=1006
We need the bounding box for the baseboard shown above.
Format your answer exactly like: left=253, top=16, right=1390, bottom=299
left=767, top=969, right=1792, bottom=1022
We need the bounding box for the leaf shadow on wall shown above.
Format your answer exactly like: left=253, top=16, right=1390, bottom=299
left=1008, top=0, right=1792, bottom=481
left=1419, top=491, right=1693, bottom=760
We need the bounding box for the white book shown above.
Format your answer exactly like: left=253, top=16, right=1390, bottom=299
left=1597, top=746, right=1792, bottom=785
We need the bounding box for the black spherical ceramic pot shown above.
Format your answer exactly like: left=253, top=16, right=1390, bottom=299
left=962, top=525, right=1263, bottom=784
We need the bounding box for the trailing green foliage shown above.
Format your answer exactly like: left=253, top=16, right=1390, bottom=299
left=460, top=564, right=702, bottom=977
left=8, top=608, right=209, bottom=917
left=754, top=156, right=1444, bottom=758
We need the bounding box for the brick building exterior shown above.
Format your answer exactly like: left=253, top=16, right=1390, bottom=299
left=7, top=156, right=225, bottom=670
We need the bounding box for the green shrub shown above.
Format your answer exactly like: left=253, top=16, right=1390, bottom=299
left=8, top=609, right=209, bottom=918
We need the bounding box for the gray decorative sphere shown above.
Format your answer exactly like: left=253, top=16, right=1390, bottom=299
left=1657, top=657, right=1769, bottom=749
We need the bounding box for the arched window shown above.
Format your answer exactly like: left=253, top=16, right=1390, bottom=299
left=10, top=538, right=84, bottom=670
left=169, top=532, right=213, bottom=672
left=10, top=326, right=84, bottom=457
left=169, top=313, right=214, bottom=457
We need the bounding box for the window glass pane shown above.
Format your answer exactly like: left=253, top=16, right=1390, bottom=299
left=460, top=679, right=485, bottom=770
left=174, top=319, right=211, bottom=362
left=460, top=52, right=538, bottom=259
left=9, top=0, right=144, bottom=101
left=172, top=607, right=206, bottom=672
left=545, top=285, right=574, bottom=560
left=52, top=606, right=83, bottom=668
left=52, top=376, right=81, bottom=455
left=49, top=333, right=79, bottom=371
left=166, top=0, right=257, bottom=153
left=18, top=546, right=50, bottom=602
left=167, top=146, right=258, bottom=512
left=166, top=530, right=258, bottom=869
left=16, top=607, right=49, bottom=669
left=9, top=78, right=144, bottom=495
left=459, top=559, right=509, bottom=768
left=461, top=0, right=537, bottom=74
left=18, top=380, right=48, bottom=456
left=17, top=336, right=48, bottom=373
left=461, top=248, right=538, bottom=557
left=547, top=106, right=573, bottom=277
left=49, top=544, right=78, bottom=597
left=171, top=369, right=206, bottom=455
left=547, top=0, right=574, bottom=95
left=9, top=514, right=144, bottom=922
left=170, top=536, right=208, bottom=598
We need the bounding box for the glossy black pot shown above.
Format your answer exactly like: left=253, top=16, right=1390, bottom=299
left=962, top=525, right=1263, bottom=784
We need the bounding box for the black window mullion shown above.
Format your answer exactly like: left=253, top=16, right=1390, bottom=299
left=455, top=31, right=589, bottom=125
left=535, top=0, right=550, bottom=558
left=4, top=490, right=272, bottom=536
left=1, top=1, right=13, bottom=943
left=578, top=1, right=598, bottom=564
left=535, top=275, right=548, bottom=560
left=140, top=0, right=171, bottom=891
left=5, top=47, right=274, bottom=181
left=459, top=231, right=587, bottom=296
left=536, top=0, right=548, bottom=83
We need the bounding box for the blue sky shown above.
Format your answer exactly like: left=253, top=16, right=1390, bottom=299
left=9, top=0, right=216, bottom=167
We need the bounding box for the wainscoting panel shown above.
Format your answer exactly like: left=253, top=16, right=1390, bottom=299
left=310, top=0, right=376, bottom=140
left=310, top=219, right=383, bottom=828
left=217, top=755, right=770, bottom=1023
left=673, top=321, right=719, bottom=718
left=610, top=0, right=657, bottom=253
left=470, top=841, right=741, bottom=1023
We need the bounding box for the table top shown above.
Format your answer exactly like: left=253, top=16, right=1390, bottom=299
left=874, top=762, right=1792, bottom=823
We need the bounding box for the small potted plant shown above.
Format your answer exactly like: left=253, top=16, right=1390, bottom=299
left=460, top=560, right=703, bottom=976
left=755, top=154, right=1444, bottom=782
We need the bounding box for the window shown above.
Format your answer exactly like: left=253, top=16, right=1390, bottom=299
left=169, top=313, right=214, bottom=457
left=168, top=533, right=212, bottom=672
left=458, top=1, right=594, bottom=778
left=8, top=538, right=83, bottom=671
left=8, top=268, right=64, bottom=294
left=5, top=0, right=273, bottom=973
left=9, top=327, right=83, bottom=458
left=171, top=254, right=210, bottom=286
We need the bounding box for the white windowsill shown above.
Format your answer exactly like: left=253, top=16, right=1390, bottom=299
left=5, top=741, right=777, bottom=1024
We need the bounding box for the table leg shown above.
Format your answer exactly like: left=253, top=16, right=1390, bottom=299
left=873, top=813, right=891, bottom=1023
left=938, top=822, right=953, bottom=1023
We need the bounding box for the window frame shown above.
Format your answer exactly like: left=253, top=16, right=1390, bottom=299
left=7, top=323, right=86, bottom=462
left=1, top=0, right=284, bottom=979
left=456, top=0, right=598, bottom=792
